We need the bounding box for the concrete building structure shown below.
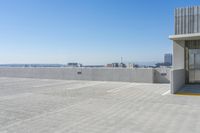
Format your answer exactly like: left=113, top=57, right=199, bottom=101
left=67, top=63, right=82, bottom=67
left=169, top=6, right=200, bottom=93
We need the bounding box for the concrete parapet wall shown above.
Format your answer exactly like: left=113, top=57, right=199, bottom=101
left=0, top=68, right=170, bottom=83
left=154, top=68, right=171, bottom=83
left=171, top=69, right=185, bottom=94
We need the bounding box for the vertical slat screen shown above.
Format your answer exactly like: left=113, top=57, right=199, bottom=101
left=175, top=6, right=200, bottom=35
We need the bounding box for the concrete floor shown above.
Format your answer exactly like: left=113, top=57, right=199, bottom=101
left=0, top=78, right=200, bottom=133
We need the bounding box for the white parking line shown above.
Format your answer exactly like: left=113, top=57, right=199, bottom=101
left=33, top=82, right=75, bottom=88
left=107, top=84, right=134, bottom=93
left=0, top=93, right=33, bottom=101
left=162, top=90, right=170, bottom=96
left=66, top=82, right=102, bottom=90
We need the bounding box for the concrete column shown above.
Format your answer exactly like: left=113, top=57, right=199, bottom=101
left=171, top=40, right=185, bottom=93
left=173, top=40, right=185, bottom=69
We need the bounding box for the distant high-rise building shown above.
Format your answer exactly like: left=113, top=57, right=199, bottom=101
left=164, top=53, right=172, bottom=66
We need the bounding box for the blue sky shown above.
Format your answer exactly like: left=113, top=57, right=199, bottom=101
left=0, top=0, right=199, bottom=65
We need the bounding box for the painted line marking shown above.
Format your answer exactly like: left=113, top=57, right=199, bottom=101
left=0, top=93, right=33, bottom=101
left=107, top=84, right=134, bottom=93
left=162, top=90, right=170, bottom=96
left=33, top=81, right=76, bottom=88
left=65, top=82, right=102, bottom=90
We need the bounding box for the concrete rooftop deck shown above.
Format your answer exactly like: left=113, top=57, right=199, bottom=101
left=0, top=77, right=200, bottom=133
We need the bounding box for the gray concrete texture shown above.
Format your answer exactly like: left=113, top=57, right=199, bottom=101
left=1, top=77, right=200, bottom=133
left=171, top=69, right=185, bottom=94
left=0, top=68, right=170, bottom=83
left=154, top=68, right=171, bottom=83
left=173, top=40, right=185, bottom=70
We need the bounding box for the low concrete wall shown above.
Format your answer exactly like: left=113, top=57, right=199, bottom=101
left=171, top=69, right=185, bottom=94
left=0, top=68, right=155, bottom=83
left=154, top=68, right=171, bottom=83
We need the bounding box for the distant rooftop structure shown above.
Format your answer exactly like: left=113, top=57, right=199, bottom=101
left=67, top=63, right=82, bottom=67
left=106, top=63, right=126, bottom=68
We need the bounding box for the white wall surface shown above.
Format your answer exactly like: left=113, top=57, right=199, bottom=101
left=173, top=40, right=185, bottom=70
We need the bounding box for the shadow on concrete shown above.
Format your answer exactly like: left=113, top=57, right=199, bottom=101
left=176, top=85, right=200, bottom=96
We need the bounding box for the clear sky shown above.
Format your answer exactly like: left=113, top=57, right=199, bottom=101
left=0, top=0, right=199, bottom=65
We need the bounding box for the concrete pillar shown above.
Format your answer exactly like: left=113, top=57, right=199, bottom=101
left=171, top=40, right=185, bottom=93
left=173, top=40, right=185, bottom=69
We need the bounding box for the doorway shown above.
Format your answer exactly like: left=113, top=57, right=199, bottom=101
left=188, top=49, right=200, bottom=83
left=185, top=40, right=200, bottom=84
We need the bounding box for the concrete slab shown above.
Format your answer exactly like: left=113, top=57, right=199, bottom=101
left=0, top=77, right=200, bottom=133
left=169, top=33, right=200, bottom=41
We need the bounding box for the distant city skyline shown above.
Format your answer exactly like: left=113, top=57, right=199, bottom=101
left=0, top=0, right=199, bottom=65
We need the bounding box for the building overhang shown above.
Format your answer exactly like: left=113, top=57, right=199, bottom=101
left=169, top=33, right=200, bottom=41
